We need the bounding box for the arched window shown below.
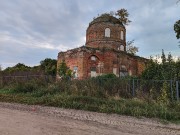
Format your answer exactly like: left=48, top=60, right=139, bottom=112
left=73, top=66, right=78, bottom=78
left=105, top=28, right=110, bottom=37
left=120, top=31, right=124, bottom=40
left=120, top=65, right=128, bottom=77
left=91, top=56, right=96, bottom=61
left=120, top=45, right=124, bottom=51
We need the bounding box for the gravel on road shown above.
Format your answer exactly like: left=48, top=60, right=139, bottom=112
left=0, top=102, right=180, bottom=135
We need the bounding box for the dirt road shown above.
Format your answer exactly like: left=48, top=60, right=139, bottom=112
left=0, top=102, right=180, bottom=135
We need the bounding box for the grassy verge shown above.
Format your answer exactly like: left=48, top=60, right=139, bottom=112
left=0, top=87, right=180, bottom=123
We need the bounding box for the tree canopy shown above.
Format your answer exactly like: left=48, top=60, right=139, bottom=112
left=4, top=63, right=31, bottom=72
left=40, top=58, right=57, bottom=75
left=126, top=40, right=139, bottom=55
left=58, top=60, right=73, bottom=79
left=141, top=51, right=180, bottom=80
left=174, top=20, right=180, bottom=40
left=2, top=58, right=57, bottom=76
left=115, top=9, right=131, bottom=25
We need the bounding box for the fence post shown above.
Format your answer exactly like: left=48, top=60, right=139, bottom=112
left=132, top=79, right=135, bottom=97
left=0, top=76, right=2, bottom=87
left=129, top=79, right=131, bottom=94
left=2, top=76, right=4, bottom=87
left=170, top=80, right=173, bottom=101
left=176, top=81, right=179, bottom=101
left=45, top=75, right=48, bottom=83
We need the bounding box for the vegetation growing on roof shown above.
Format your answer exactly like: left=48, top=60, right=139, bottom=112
left=90, top=9, right=131, bottom=26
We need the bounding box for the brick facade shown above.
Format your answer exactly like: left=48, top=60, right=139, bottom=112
left=86, top=14, right=126, bottom=51
left=57, top=14, right=147, bottom=79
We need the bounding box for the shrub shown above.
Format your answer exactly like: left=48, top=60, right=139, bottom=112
left=13, top=81, right=38, bottom=93
left=157, top=81, right=170, bottom=104
left=12, top=79, right=47, bottom=93
left=96, top=73, right=117, bottom=79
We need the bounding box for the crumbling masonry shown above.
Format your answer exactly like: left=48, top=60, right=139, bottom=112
left=57, top=14, right=147, bottom=79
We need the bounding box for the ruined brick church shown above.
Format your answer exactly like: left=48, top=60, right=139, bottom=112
left=57, top=14, right=147, bottom=79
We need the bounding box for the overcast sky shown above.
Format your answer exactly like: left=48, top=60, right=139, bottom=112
left=0, top=0, right=179, bottom=69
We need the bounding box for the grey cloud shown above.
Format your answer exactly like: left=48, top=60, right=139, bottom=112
left=0, top=0, right=86, bottom=43
left=125, top=0, right=180, bottom=57
left=0, top=0, right=179, bottom=69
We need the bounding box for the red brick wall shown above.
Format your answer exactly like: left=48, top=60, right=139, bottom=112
left=57, top=16, right=148, bottom=79
left=86, top=22, right=126, bottom=51
left=57, top=47, right=147, bottom=79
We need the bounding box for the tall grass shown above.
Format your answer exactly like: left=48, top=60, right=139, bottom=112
left=0, top=78, right=180, bottom=122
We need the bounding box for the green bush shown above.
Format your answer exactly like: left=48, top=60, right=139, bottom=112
left=96, top=73, right=117, bottom=79
left=157, top=81, right=170, bottom=104
left=12, top=79, right=47, bottom=93
left=13, top=81, right=38, bottom=93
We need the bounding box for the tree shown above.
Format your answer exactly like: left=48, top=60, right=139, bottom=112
left=174, top=20, right=180, bottom=40
left=14, top=63, right=30, bottom=69
left=109, top=11, right=115, bottom=16
left=58, top=60, right=73, bottom=79
left=175, top=59, right=180, bottom=80
left=4, top=63, right=31, bottom=72
left=167, top=52, right=173, bottom=64
left=141, top=57, right=160, bottom=80
left=40, top=58, right=57, bottom=76
left=115, top=9, right=131, bottom=25
left=141, top=52, right=180, bottom=80
left=126, top=40, right=139, bottom=55
left=161, top=49, right=166, bottom=65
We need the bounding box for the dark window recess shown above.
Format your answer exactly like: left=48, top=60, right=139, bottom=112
left=120, top=71, right=128, bottom=77
left=121, top=68, right=126, bottom=71
left=120, top=65, right=127, bottom=71
left=90, top=67, right=96, bottom=71
left=113, top=61, right=117, bottom=64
